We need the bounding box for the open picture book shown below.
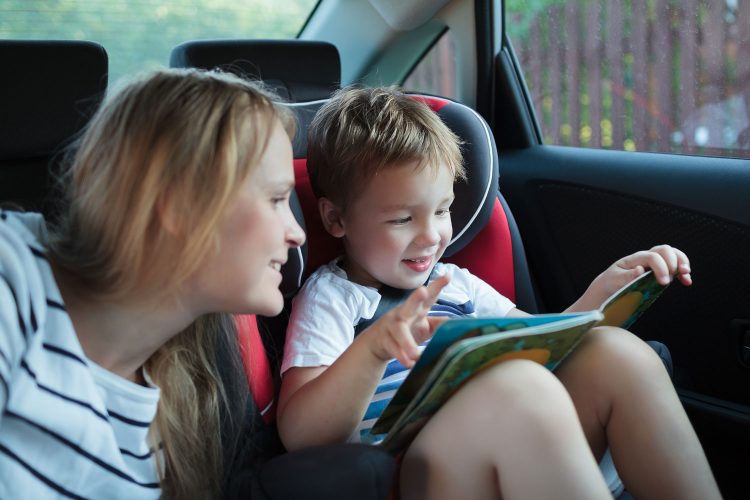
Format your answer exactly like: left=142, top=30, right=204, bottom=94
left=369, top=270, right=669, bottom=453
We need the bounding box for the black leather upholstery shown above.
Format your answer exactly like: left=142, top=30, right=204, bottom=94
left=170, top=39, right=340, bottom=103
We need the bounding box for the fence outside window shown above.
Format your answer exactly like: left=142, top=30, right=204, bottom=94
left=507, top=0, right=750, bottom=159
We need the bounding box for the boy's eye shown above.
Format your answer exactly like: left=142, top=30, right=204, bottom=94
left=272, top=195, right=289, bottom=206
left=388, top=216, right=411, bottom=225
left=436, top=208, right=451, bottom=217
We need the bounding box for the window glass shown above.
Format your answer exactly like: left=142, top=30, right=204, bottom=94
left=403, top=30, right=457, bottom=99
left=1, top=0, right=318, bottom=85
left=505, top=0, right=750, bottom=159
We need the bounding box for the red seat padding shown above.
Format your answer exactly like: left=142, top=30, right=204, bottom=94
left=444, top=198, right=515, bottom=303
left=235, top=314, right=275, bottom=423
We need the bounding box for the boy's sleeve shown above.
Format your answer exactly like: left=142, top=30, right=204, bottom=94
left=448, top=264, right=516, bottom=317
left=281, top=278, right=360, bottom=374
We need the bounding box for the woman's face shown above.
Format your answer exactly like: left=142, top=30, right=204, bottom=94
left=192, top=118, right=305, bottom=316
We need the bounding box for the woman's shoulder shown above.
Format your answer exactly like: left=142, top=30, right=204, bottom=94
left=0, top=209, right=64, bottom=341
left=0, top=210, right=49, bottom=264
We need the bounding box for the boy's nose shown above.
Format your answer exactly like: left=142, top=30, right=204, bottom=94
left=416, top=221, right=441, bottom=248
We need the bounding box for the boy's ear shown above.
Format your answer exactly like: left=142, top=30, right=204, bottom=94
left=318, top=197, right=346, bottom=238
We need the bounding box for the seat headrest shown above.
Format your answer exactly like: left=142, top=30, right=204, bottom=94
left=424, top=96, right=498, bottom=258
left=170, top=39, right=341, bottom=102
left=0, top=40, right=108, bottom=160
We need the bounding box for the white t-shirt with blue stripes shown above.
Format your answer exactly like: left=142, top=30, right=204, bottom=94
left=282, top=258, right=515, bottom=444
left=0, top=211, right=161, bottom=499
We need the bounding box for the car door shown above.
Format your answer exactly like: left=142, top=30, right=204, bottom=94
left=493, top=1, right=750, bottom=498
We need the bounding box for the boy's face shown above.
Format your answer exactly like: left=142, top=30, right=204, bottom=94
left=336, top=161, right=454, bottom=289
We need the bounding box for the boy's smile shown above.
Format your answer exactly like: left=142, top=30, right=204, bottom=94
left=333, top=160, right=455, bottom=289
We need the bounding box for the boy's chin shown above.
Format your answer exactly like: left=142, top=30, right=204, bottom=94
left=386, top=272, right=433, bottom=290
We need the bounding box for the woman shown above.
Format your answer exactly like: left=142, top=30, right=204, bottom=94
left=0, top=68, right=392, bottom=499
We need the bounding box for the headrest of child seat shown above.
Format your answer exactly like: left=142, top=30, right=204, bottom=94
left=170, top=39, right=341, bottom=103
left=417, top=96, right=498, bottom=258
left=0, top=40, right=108, bottom=160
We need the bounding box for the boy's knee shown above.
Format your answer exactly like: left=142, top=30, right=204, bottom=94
left=474, top=360, right=574, bottom=417
left=584, top=326, right=669, bottom=376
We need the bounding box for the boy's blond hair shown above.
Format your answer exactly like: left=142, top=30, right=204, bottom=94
left=307, top=86, right=465, bottom=210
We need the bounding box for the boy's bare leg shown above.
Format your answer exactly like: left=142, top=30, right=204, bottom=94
left=400, top=360, right=611, bottom=500
left=556, top=326, right=721, bottom=500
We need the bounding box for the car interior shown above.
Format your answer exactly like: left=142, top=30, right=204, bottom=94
left=2, top=0, right=749, bottom=498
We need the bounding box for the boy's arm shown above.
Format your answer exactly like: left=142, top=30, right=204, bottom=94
left=565, top=244, right=691, bottom=312
left=277, top=340, right=390, bottom=450
left=277, top=276, right=449, bottom=451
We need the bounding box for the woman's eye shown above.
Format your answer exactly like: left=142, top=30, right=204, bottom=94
left=272, top=196, right=288, bottom=206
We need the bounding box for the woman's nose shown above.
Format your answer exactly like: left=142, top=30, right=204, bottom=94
left=286, top=214, right=306, bottom=248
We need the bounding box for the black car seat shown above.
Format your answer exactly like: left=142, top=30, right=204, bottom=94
left=0, top=40, right=108, bottom=218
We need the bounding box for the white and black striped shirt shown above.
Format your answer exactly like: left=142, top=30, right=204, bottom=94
left=0, top=211, right=161, bottom=499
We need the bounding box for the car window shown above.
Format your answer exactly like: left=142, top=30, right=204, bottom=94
left=0, top=0, right=318, bottom=85
left=505, top=0, right=750, bottom=159
left=403, top=30, right=457, bottom=99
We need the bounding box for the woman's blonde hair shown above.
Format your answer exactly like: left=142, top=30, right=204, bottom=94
left=49, top=67, right=294, bottom=498
left=307, top=86, right=465, bottom=211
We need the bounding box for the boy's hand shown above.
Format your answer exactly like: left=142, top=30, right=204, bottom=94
left=614, top=244, right=692, bottom=287
left=364, top=274, right=450, bottom=368
left=572, top=245, right=691, bottom=311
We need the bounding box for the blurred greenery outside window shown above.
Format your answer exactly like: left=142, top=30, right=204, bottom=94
left=505, top=0, right=750, bottom=159
left=1, top=0, right=318, bottom=85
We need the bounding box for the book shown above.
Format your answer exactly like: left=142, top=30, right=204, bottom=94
left=369, top=270, right=669, bottom=453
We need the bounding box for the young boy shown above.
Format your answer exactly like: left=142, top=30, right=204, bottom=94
left=278, top=87, right=721, bottom=500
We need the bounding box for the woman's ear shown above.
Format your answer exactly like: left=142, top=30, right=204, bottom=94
left=318, top=197, right=345, bottom=238
left=157, top=190, right=181, bottom=235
